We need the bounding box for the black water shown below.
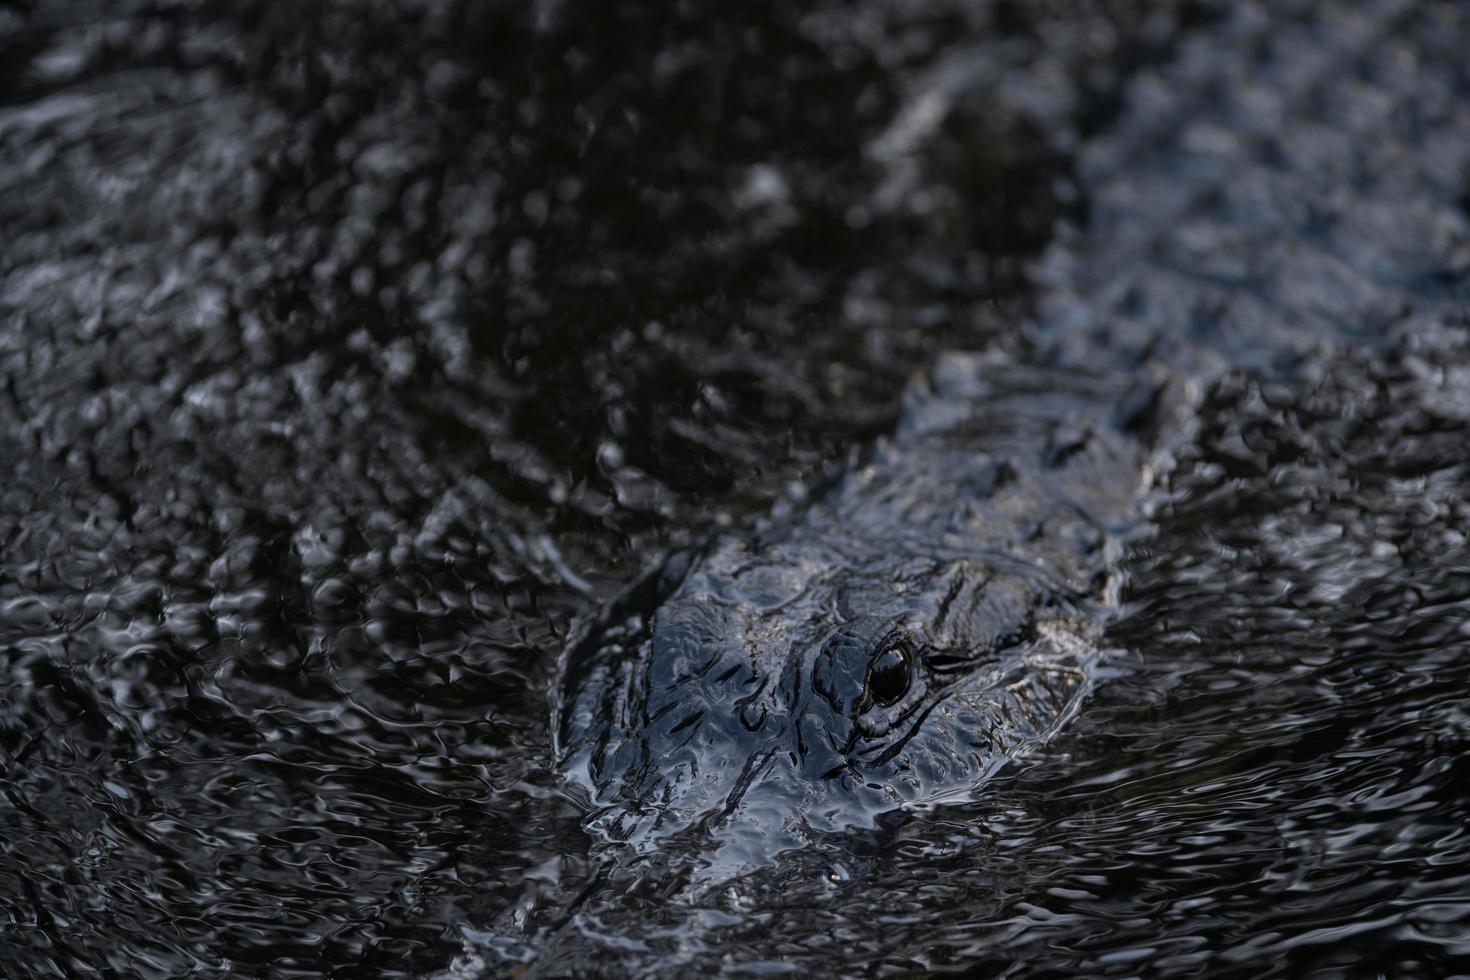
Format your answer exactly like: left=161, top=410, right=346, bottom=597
left=2, top=1, right=1468, bottom=977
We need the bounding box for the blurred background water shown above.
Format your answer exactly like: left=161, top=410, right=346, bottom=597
left=2, top=1, right=1468, bottom=976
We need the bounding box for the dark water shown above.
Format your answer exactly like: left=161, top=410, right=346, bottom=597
left=2, top=1, right=1468, bottom=977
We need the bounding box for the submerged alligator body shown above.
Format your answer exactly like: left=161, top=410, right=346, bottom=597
left=556, top=351, right=1162, bottom=866
left=554, top=0, right=1470, bottom=872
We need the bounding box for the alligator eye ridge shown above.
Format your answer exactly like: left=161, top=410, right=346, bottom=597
left=864, top=639, right=912, bottom=708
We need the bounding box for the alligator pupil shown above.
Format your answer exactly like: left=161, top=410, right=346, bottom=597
left=866, top=646, right=910, bottom=708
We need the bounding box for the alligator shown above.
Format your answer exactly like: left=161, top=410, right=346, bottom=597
left=551, top=0, right=1470, bottom=879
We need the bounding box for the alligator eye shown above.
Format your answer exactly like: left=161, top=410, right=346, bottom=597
left=865, top=642, right=911, bottom=708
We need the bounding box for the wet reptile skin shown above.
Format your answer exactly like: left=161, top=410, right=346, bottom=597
left=553, top=0, right=1470, bottom=873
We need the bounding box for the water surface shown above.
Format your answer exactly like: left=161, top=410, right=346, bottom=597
left=2, top=1, right=1468, bottom=976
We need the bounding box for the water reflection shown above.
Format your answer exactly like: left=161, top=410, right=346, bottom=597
left=3, top=0, right=1469, bottom=977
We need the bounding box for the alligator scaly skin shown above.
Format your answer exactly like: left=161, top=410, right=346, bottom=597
left=554, top=0, right=1470, bottom=872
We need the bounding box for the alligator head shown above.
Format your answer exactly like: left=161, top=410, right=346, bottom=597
left=554, top=374, right=1146, bottom=876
